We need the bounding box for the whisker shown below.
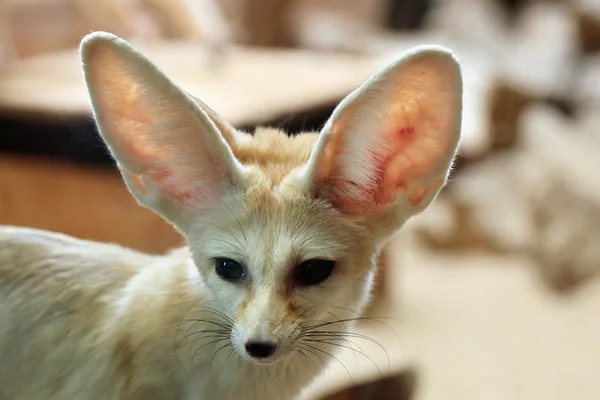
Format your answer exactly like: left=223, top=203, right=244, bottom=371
left=174, top=306, right=233, bottom=376
left=188, top=333, right=230, bottom=360
left=296, top=349, right=309, bottom=369
left=209, top=343, right=232, bottom=382
left=226, top=348, right=237, bottom=363
left=191, top=219, right=245, bottom=249
left=301, top=316, right=398, bottom=332
left=302, top=343, right=354, bottom=383
left=188, top=336, right=229, bottom=385
left=291, top=304, right=320, bottom=326
left=304, top=338, right=382, bottom=378
left=195, top=305, right=238, bottom=324
left=304, top=331, right=385, bottom=349
left=195, top=238, right=243, bottom=252
left=303, top=331, right=390, bottom=367
left=191, top=337, right=230, bottom=369
left=324, top=311, right=367, bottom=363
left=181, top=318, right=231, bottom=330
left=188, top=237, right=244, bottom=259
left=176, top=329, right=230, bottom=348
left=218, top=199, right=249, bottom=247
left=204, top=303, right=239, bottom=322
left=296, top=348, right=317, bottom=370
left=299, top=346, right=327, bottom=370
left=309, top=327, right=366, bottom=354
left=329, top=305, right=407, bottom=333
left=185, top=332, right=229, bottom=348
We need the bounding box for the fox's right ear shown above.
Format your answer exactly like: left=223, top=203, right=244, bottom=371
left=80, top=32, right=246, bottom=229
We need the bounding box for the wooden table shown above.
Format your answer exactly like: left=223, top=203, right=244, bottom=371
left=0, top=40, right=389, bottom=122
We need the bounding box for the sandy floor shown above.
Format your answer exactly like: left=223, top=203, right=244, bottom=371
left=303, top=232, right=600, bottom=400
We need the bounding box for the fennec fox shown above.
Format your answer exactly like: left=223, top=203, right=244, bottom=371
left=0, top=32, right=462, bottom=400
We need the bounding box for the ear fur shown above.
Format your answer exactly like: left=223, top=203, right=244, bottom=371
left=301, top=45, right=462, bottom=227
left=80, top=32, right=245, bottom=228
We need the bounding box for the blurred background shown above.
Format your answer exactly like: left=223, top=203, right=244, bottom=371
left=1, top=0, right=600, bottom=399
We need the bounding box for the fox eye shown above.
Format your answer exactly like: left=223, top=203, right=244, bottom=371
left=294, top=259, right=336, bottom=286
left=215, top=258, right=246, bottom=283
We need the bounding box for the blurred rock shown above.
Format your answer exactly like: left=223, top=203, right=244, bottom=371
left=425, top=0, right=510, bottom=57
left=315, top=368, right=418, bottom=400
left=424, top=0, right=578, bottom=156
left=520, top=105, right=600, bottom=293
left=491, top=1, right=578, bottom=149
left=410, top=103, right=600, bottom=293
left=573, top=54, right=600, bottom=109
left=288, top=0, right=387, bottom=53
left=412, top=151, right=535, bottom=255
left=487, top=82, right=534, bottom=151
left=386, top=0, right=432, bottom=31
left=502, top=1, right=577, bottom=98
left=0, top=0, right=11, bottom=68
left=574, top=0, right=600, bottom=52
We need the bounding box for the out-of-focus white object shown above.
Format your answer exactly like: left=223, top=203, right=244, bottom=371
left=1, top=0, right=232, bottom=60
left=0, top=0, right=13, bottom=68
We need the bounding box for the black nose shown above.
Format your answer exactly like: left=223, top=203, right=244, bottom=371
left=245, top=341, right=276, bottom=358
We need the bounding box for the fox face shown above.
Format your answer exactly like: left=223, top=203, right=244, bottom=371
left=185, top=152, right=376, bottom=364
left=80, top=33, right=462, bottom=366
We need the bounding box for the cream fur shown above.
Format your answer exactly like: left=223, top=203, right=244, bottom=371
left=0, top=32, right=462, bottom=400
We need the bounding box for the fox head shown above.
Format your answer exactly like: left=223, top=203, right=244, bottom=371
left=80, top=32, right=462, bottom=366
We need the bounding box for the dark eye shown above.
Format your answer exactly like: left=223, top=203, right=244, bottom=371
left=215, top=258, right=246, bottom=283
left=293, top=259, right=335, bottom=286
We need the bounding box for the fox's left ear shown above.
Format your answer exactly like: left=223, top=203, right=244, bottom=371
left=300, top=45, right=462, bottom=227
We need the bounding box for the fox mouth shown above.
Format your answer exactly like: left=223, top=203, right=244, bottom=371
left=246, top=356, right=282, bottom=366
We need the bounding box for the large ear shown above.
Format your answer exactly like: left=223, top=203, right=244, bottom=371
left=302, top=45, right=462, bottom=225
left=80, top=32, right=245, bottom=228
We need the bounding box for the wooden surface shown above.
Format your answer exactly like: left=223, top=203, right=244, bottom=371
left=0, top=40, right=388, bottom=123
left=316, top=368, right=417, bottom=400
left=0, top=155, right=181, bottom=253
left=0, top=34, right=491, bottom=160
left=240, top=0, right=294, bottom=46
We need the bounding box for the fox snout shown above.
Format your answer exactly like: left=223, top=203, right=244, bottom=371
left=232, top=291, right=300, bottom=364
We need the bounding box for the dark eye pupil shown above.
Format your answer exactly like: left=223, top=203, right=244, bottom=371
left=215, top=258, right=245, bottom=282
left=294, top=259, right=335, bottom=286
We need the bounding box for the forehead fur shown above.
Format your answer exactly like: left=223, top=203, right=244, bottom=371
left=193, top=167, right=372, bottom=275
left=230, top=127, right=319, bottom=185
left=191, top=127, right=374, bottom=269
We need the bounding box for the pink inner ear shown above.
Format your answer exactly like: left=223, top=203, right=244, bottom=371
left=153, top=168, right=197, bottom=204
left=326, top=115, right=451, bottom=215
left=153, top=167, right=226, bottom=208
left=125, top=166, right=224, bottom=208
left=379, top=117, right=449, bottom=204
left=316, top=52, right=459, bottom=215
left=373, top=124, right=418, bottom=199
left=396, top=126, right=415, bottom=139
left=321, top=123, right=420, bottom=215
left=124, top=168, right=200, bottom=204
